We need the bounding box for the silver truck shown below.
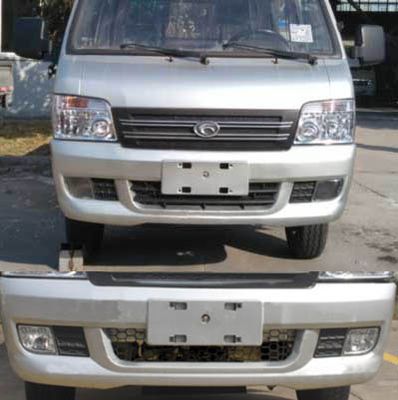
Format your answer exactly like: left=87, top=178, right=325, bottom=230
left=0, top=271, right=395, bottom=400
left=14, top=1, right=385, bottom=260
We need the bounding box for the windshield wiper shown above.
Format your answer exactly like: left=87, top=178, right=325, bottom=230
left=120, top=42, right=210, bottom=65
left=222, top=42, right=318, bottom=66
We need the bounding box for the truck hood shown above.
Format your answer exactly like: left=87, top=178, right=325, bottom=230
left=55, top=56, right=353, bottom=110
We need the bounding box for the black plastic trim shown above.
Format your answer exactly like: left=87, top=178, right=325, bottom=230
left=88, top=272, right=319, bottom=288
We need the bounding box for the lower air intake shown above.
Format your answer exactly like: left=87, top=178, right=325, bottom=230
left=131, top=181, right=280, bottom=211
left=105, top=328, right=296, bottom=362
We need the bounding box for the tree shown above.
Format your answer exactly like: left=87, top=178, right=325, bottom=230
left=39, top=0, right=74, bottom=46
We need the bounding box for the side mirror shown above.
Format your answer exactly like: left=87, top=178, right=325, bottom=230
left=354, top=25, right=385, bottom=66
left=14, top=17, right=51, bottom=60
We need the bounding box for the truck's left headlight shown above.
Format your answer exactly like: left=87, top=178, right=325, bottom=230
left=52, top=95, right=117, bottom=141
left=295, top=99, right=355, bottom=144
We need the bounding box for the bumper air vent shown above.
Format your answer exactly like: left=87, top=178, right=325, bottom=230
left=105, top=328, right=297, bottom=362
left=131, top=181, right=280, bottom=211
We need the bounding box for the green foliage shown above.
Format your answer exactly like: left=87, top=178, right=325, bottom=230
left=40, top=0, right=75, bottom=44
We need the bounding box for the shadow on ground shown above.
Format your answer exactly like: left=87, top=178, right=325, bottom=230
left=95, top=225, right=291, bottom=268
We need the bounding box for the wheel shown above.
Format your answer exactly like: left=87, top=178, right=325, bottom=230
left=296, top=386, right=350, bottom=400
left=65, top=217, right=104, bottom=261
left=25, top=382, right=76, bottom=400
left=285, top=224, right=329, bottom=259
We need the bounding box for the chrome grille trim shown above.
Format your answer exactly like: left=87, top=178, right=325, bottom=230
left=119, top=119, right=294, bottom=129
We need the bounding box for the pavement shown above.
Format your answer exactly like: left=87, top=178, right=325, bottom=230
left=0, top=116, right=397, bottom=272
left=0, top=322, right=397, bottom=400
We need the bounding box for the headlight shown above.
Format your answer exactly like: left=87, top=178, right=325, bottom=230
left=295, top=99, right=355, bottom=144
left=52, top=95, right=117, bottom=141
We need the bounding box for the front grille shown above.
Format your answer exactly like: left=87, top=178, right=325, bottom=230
left=131, top=181, right=280, bottom=211
left=105, top=328, right=297, bottom=362
left=290, top=181, right=316, bottom=203
left=113, top=109, right=298, bottom=151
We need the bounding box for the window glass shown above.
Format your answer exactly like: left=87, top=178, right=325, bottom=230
left=71, top=0, right=336, bottom=55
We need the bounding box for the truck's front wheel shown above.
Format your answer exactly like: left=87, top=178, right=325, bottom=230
left=296, top=386, right=350, bottom=400
left=65, top=217, right=104, bottom=261
left=25, top=382, right=76, bottom=400
left=285, top=224, right=328, bottom=259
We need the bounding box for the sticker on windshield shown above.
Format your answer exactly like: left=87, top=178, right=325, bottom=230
left=289, top=24, right=314, bottom=43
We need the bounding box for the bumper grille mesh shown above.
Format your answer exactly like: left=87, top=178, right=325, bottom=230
left=290, top=181, right=316, bottom=203
left=314, top=329, right=347, bottom=358
left=131, top=181, right=280, bottom=211
left=105, top=328, right=296, bottom=362
left=92, top=179, right=118, bottom=201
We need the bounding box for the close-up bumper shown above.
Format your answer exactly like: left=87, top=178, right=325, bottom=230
left=51, top=141, right=356, bottom=226
left=0, top=275, right=394, bottom=390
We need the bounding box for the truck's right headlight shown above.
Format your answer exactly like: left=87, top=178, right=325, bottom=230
left=295, top=99, right=355, bottom=144
left=52, top=95, right=117, bottom=141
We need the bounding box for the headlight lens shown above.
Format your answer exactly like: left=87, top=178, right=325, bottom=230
left=52, top=95, right=117, bottom=141
left=295, top=100, right=355, bottom=144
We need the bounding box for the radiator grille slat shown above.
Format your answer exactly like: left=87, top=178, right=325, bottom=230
left=113, top=109, right=298, bottom=151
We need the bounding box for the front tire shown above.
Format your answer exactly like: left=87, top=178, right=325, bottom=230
left=65, top=217, right=104, bottom=261
left=296, top=386, right=350, bottom=400
left=25, top=382, right=76, bottom=400
left=285, top=224, right=328, bottom=259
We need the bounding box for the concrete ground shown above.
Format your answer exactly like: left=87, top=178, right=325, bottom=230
left=0, top=115, right=397, bottom=272
left=0, top=322, right=397, bottom=400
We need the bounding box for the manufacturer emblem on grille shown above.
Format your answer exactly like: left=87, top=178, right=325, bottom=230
left=193, top=121, right=220, bottom=138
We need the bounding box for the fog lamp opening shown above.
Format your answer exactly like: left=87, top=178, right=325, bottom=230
left=314, top=179, right=343, bottom=201
left=343, top=327, right=380, bottom=356
left=18, top=325, right=57, bottom=355
left=65, top=177, right=94, bottom=199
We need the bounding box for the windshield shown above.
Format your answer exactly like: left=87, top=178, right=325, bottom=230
left=70, top=0, right=337, bottom=56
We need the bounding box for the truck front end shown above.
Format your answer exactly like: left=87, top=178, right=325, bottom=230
left=50, top=0, right=357, bottom=259
left=0, top=272, right=395, bottom=396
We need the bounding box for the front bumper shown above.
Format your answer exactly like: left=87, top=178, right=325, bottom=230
left=52, top=141, right=355, bottom=226
left=0, top=275, right=395, bottom=390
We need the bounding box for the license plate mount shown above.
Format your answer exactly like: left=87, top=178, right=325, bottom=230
left=161, top=161, right=249, bottom=196
left=147, top=300, right=263, bottom=346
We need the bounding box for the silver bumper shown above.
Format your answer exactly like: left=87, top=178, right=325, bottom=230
left=51, top=141, right=355, bottom=226
left=0, top=276, right=395, bottom=390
